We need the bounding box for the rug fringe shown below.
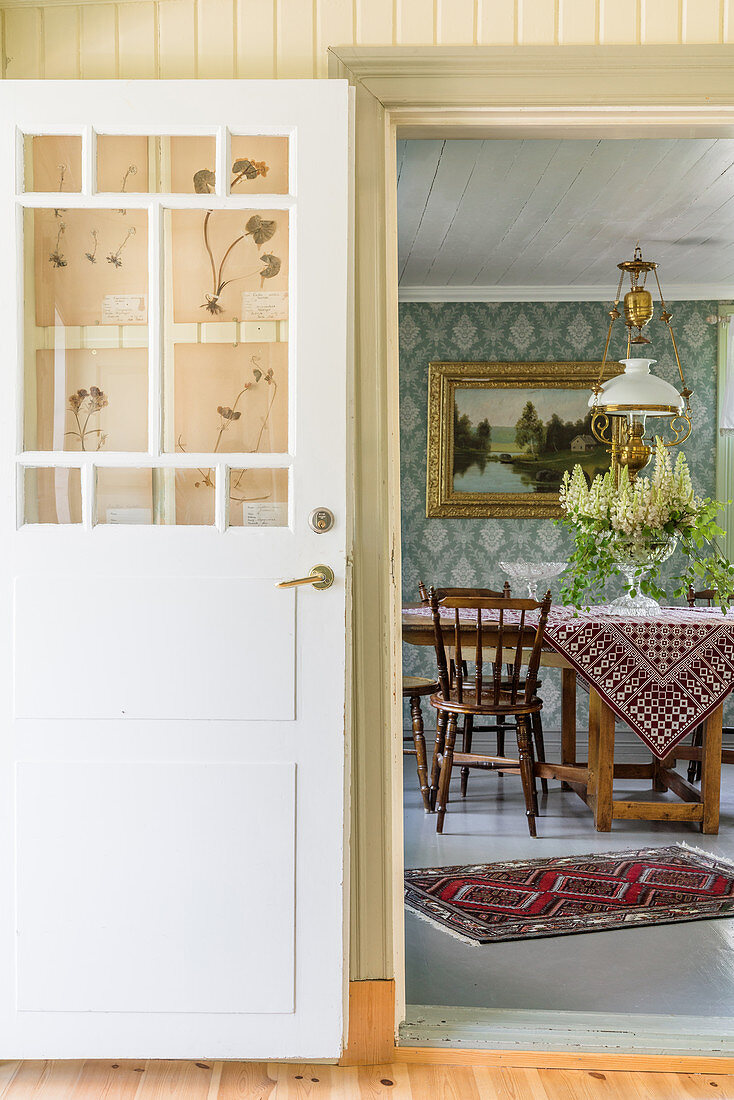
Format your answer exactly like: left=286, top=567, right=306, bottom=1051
left=674, top=840, right=734, bottom=873
left=404, top=899, right=482, bottom=946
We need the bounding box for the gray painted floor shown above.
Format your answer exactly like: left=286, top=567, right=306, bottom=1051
left=403, top=732, right=734, bottom=1017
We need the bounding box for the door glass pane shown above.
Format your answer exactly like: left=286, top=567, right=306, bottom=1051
left=29, top=208, right=148, bottom=327
left=167, top=207, right=288, bottom=322
left=24, top=467, right=82, bottom=524
left=229, top=136, right=289, bottom=194
left=229, top=468, right=288, bottom=527
left=95, top=468, right=215, bottom=525
left=23, top=135, right=82, bottom=193
left=168, top=343, right=287, bottom=456
left=29, top=348, right=148, bottom=452
left=96, top=135, right=217, bottom=195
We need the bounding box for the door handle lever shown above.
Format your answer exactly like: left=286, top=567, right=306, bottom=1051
left=277, top=564, right=334, bottom=590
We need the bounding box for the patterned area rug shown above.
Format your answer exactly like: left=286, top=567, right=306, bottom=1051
left=404, top=845, right=734, bottom=944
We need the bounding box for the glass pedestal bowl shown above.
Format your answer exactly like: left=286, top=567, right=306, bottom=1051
left=603, top=536, right=677, bottom=617
left=499, top=560, right=568, bottom=599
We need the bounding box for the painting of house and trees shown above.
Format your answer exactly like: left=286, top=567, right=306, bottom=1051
left=452, top=385, right=610, bottom=495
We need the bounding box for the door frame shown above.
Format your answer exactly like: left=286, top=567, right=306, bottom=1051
left=330, top=44, right=734, bottom=1066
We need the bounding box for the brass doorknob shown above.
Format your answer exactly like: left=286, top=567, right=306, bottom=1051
left=277, top=565, right=334, bottom=590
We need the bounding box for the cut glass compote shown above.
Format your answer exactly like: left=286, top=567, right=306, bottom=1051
left=499, top=560, right=568, bottom=599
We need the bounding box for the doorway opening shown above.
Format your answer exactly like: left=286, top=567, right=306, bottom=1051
left=396, top=132, right=734, bottom=1051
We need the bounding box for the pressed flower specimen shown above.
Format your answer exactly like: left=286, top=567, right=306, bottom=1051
left=107, top=225, right=136, bottom=268
left=49, top=221, right=67, bottom=268
left=118, top=164, right=137, bottom=214
left=193, top=159, right=281, bottom=315
left=66, top=386, right=109, bottom=451
left=231, top=158, right=269, bottom=188
left=199, top=212, right=281, bottom=315
left=53, top=164, right=67, bottom=219
left=85, top=228, right=99, bottom=264
left=177, top=356, right=278, bottom=499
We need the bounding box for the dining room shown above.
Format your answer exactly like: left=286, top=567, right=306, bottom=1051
left=397, top=135, right=734, bottom=1050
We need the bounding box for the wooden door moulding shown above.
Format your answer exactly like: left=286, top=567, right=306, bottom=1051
left=340, top=980, right=395, bottom=1066
left=329, top=42, right=734, bottom=1059
left=330, top=44, right=734, bottom=107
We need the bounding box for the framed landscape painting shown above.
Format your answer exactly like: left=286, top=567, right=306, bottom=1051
left=426, top=361, right=622, bottom=518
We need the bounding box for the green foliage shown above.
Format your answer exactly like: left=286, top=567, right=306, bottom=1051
left=515, top=401, right=544, bottom=455
left=557, top=441, right=734, bottom=613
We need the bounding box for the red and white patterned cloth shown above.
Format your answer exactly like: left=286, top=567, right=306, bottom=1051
left=406, top=605, right=734, bottom=759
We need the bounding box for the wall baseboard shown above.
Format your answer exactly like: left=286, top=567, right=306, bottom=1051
left=340, top=980, right=395, bottom=1066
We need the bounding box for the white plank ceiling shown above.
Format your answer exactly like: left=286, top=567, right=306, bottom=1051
left=396, top=138, right=734, bottom=302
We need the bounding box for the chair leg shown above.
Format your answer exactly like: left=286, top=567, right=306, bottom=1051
left=496, top=715, right=506, bottom=777
left=531, top=710, right=548, bottom=797
left=688, top=724, right=703, bottom=783
left=436, top=713, right=458, bottom=834
left=516, top=714, right=538, bottom=837
left=409, top=694, right=431, bottom=812
left=429, top=711, right=446, bottom=812
left=460, top=714, right=474, bottom=798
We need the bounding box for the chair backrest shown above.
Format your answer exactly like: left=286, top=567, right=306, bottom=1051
left=687, top=586, right=718, bottom=607
left=428, top=586, right=552, bottom=707
left=418, top=581, right=511, bottom=604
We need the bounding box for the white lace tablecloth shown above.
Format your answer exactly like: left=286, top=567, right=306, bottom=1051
left=407, top=604, right=734, bottom=759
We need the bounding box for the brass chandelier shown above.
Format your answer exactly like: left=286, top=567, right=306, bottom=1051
left=589, top=245, right=693, bottom=479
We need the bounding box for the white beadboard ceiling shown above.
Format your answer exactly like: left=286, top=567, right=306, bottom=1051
left=397, top=138, right=734, bottom=302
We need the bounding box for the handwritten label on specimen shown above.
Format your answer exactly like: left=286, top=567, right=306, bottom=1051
left=241, top=502, right=288, bottom=528
left=241, top=290, right=289, bottom=321
left=102, top=294, right=147, bottom=324
left=105, top=508, right=152, bottom=525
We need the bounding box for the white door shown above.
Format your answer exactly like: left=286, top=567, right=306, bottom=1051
left=0, top=80, right=350, bottom=1059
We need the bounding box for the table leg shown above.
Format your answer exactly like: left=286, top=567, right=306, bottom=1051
left=593, top=692, right=614, bottom=832
left=701, top=703, right=723, bottom=835
left=587, top=687, right=600, bottom=797
left=561, top=667, right=577, bottom=791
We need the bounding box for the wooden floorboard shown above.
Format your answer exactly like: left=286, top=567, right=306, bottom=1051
left=0, top=1061, right=732, bottom=1099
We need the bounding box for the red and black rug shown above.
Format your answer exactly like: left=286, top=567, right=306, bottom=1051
left=404, top=845, right=734, bottom=944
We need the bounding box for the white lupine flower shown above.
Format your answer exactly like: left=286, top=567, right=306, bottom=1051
left=560, top=435, right=702, bottom=542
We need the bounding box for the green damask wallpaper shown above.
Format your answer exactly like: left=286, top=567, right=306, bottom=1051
left=399, top=300, right=719, bottom=731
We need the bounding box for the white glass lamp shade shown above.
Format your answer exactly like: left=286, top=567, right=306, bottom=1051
left=588, top=358, right=684, bottom=417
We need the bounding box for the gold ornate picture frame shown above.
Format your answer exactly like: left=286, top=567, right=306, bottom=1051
left=426, top=361, right=621, bottom=518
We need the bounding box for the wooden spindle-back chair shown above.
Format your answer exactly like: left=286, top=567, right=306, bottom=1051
left=428, top=587, right=552, bottom=837
left=418, top=581, right=547, bottom=803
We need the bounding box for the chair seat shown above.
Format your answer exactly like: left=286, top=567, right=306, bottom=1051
left=431, top=688, right=542, bottom=717
left=402, top=675, right=438, bottom=697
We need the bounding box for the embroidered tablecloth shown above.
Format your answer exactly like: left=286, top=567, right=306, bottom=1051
left=405, top=605, right=734, bottom=760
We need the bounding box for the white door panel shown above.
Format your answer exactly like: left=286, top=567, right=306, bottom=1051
left=17, top=760, right=295, bottom=1013
left=0, top=80, right=350, bottom=1058
left=15, top=576, right=296, bottom=720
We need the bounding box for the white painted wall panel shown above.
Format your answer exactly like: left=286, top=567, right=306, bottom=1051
left=478, top=0, right=516, bottom=43
left=80, top=4, right=117, bottom=78
left=198, top=0, right=236, bottom=77
left=0, top=0, right=730, bottom=85
left=117, top=3, right=156, bottom=79
left=16, top=760, right=296, bottom=1012
left=237, top=0, right=277, bottom=78
left=397, top=0, right=435, bottom=44
left=14, top=577, right=296, bottom=720
left=157, top=0, right=197, bottom=78
left=437, top=0, right=475, bottom=44
left=43, top=7, right=81, bottom=78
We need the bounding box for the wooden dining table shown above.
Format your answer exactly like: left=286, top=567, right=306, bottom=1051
left=402, top=604, right=725, bottom=834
